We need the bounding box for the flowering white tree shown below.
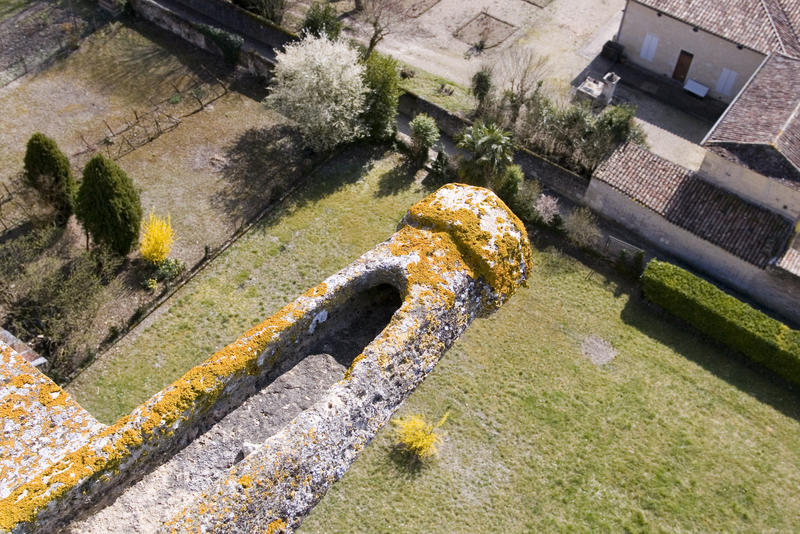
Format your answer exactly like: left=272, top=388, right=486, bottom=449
left=265, top=35, right=367, bottom=152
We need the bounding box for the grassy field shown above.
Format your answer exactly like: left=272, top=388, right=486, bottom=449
left=67, top=146, right=429, bottom=421
left=398, top=62, right=474, bottom=116
left=0, top=19, right=303, bottom=378
left=301, top=251, right=800, bottom=532
left=67, top=143, right=800, bottom=531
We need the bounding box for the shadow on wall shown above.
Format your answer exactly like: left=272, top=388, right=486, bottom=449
left=620, top=297, right=800, bottom=424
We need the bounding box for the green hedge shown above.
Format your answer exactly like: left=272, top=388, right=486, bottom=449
left=642, top=260, right=800, bottom=385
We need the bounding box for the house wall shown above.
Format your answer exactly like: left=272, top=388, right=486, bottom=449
left=699, top=150, right=800, bottom=219
left=585, top=179, right=800, bottom=326
left=617, top=0, right=765, bottom=102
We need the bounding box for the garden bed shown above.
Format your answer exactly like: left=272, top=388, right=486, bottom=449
left=0, top=19, right=304, bottom=380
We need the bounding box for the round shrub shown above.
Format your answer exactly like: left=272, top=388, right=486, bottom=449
left=76, top=155, right=142, bottom=255
left=409, top=113, right=439, bottom=164
left=23, top=132, right=76, bottom=223
left=495, top=164, right=523, bottom=208
left=301, top=2, right=342, bottom=40
left=362, top=52, right=401, bottom=141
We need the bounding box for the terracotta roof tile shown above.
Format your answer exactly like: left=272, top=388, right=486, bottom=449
left=705, top=53, right=800, bottom=178
left=635, top=0, right=800, bottom=55
left=777, top=246, right=800, bottom=275
left=594, top=143, right=794, bottom=267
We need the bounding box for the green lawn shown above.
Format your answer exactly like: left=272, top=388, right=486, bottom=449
left=301, top=249, right=800, bottom=532
left=67, top=146, right=429, bottom=422
left=68, top=146, right=800, bottom=531
left=0, top=0, right=31, bottom=21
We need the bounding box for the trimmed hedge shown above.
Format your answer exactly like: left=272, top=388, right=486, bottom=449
left=642, top=260, right=800, bottom=385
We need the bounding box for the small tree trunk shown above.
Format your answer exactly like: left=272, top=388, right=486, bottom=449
left=354, top=0, right=364, bottom=11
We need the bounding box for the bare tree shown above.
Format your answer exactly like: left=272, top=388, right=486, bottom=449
left=357, top=0, right=408, bottom=57
left=497, top=49, right=549, bottom=124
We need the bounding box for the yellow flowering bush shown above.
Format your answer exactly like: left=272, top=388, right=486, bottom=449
left=392, top=412, right=449, bottom=460
left=140, top=212, right=174, bottom=264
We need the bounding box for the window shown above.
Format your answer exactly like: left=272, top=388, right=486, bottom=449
left=641, top=33, right=659, bottom=62
left=715, top=68, right=739, bottom=96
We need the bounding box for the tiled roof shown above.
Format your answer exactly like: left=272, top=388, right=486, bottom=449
left=634, top=0, right=800, bottom=56
left=704, top=53, right=800, bottom=180
left=777, top=246, right=800, bottom=276
left=594, top=143, right=794, bottom=268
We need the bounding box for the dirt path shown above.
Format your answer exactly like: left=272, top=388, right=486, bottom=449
left=357, top=0, right=625, bottom=96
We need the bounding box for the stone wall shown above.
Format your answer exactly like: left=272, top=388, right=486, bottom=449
left=0, top=185, right=532, bottom=533
left=585, top=178, right=800, bottom=326
left=165, top=0, right=296, bottom=49
left=398, top=93, right=588, bottom=202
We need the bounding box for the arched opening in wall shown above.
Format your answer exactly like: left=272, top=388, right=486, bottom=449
left=289, top=282, right=403, bottom=371
left=66, top=283, right=404, bottom=534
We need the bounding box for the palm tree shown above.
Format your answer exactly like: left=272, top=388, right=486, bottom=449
left=457, top=121, right=514, bottom=187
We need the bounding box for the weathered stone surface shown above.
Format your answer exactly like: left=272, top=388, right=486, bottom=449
left=0, top=342, right=104, bottom=506
left=0, top=184, right=531, bottom=533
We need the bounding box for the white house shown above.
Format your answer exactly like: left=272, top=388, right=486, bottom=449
left=616, top=0, right=800, bottom=102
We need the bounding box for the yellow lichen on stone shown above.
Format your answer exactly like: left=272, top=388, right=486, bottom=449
left=302, top=282, right=328, bottom=299
left=265, top=517, right=288, bottom=533
left=402, top=184, right=533, bottom=310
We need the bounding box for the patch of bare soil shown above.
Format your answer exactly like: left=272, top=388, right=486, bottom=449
left=0, top=20, right=307, bottom=383
left=581, top=335, right=617, bottom=366
left=402, top=0, right=441, bottom=18
left=454, top=12, right=517, bottom=49
left=0, top=0, right=99, bottom=86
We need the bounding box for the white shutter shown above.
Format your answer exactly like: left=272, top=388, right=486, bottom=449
left=641, top=34, right=658, bottom=62
left=715, top=68, right=739, bottom=96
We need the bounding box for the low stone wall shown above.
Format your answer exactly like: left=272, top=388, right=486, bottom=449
left=0, top=185, right=532, bottom=533
left=398, top=92, right=588, bottom=202
left=132, top=0, right=275, bottom=78
left=586, top=178, right=800, bottom=326
left=167, top=0, right=296, bottom=49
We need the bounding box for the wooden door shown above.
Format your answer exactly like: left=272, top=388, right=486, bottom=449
left=672, top=50, right=693, bottom=82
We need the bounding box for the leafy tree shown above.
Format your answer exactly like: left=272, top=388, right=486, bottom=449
left=301, top=2, right=342, bottom=40
left=457, top=121, right=514, bottom=187
left=76, top=155, right=142, bottom=255
left=23, top=132, right=76, bottom=224
left=471, top=66, right=492, bottom=113
left=140, top=212, right=175, bottom=264
left=409, top=113, right=439, bottom=165
left=494, top=164, right=524, bottom=208
left=362, top=52, right=402, bottom=141
left=265, top=34, right=367, bottom=152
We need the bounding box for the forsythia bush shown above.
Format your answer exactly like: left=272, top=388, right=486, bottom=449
left=392, top=412, right=449, bottom=460
left=140, top=212, right=174, bottom=264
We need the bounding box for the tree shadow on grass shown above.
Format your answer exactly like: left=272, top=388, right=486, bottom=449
left=620, top=296, right=800, bottom=423
left=213, top=124, right=306, bottom=228
left=249, top=143, right=396, bottom=233
left=374, top=159, right=417, bottom=197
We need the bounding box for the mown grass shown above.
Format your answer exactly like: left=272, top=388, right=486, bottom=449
left=67, top=147, right=428, bottom=422
left=398, top=62, right=474, bottom=116
left=301, top=254, right=800, bottom=530
left=0, top=0, right=31, bottom=21
left=68, top=145, right=800, bottom=531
